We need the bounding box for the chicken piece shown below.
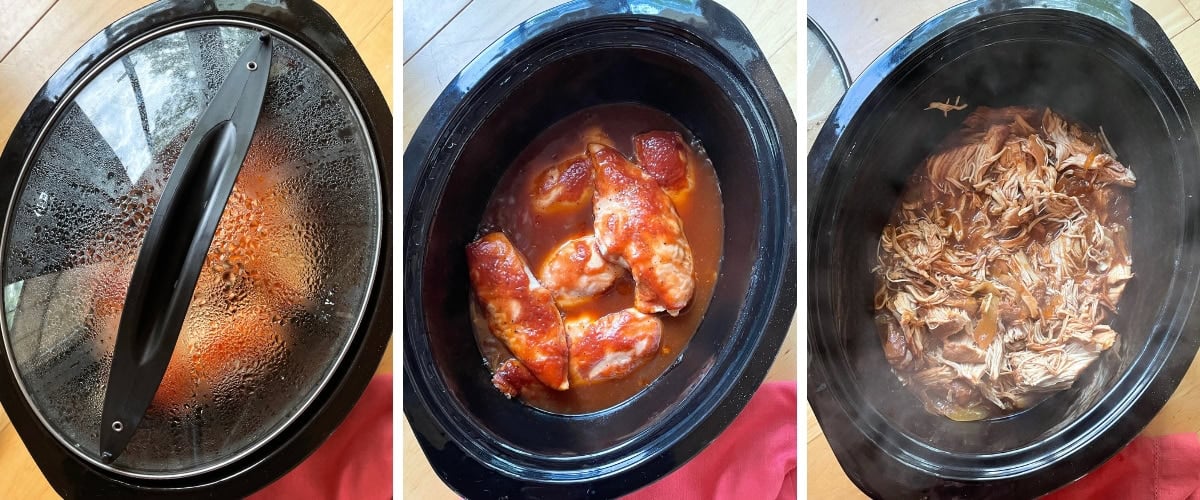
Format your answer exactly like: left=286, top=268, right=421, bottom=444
left=1042, top=108, right=1099, bottom=163
left=947, top=379, right=978, bottom=406
left=912, top=366, right=955, bottom=387
left=886, top=290, right=920, bottom=329
left=876, top=314, right=914, bottom=369
left=924, top=125, right=1007, bottom=191
left=491, top=358, right=539, bottom=398
left=1106, top=263, right=1133, bottom=306
left=150, top=295, right=288, bottom=410
left=466, top=232, right=569, bottom=390
left=218, top=140, right=317, bottom=301
left=566, top=309, right=663, bottom=386
left=589, top=143, right=696, bottom=315
left=1008, top=340, right=1101, bottom=392
left=924, top=96, right=968, bottom=117
left=925, top=306, right=970, bottom=338
left=941, top=333, right=987, bottom=364
left=538, top=235, right=623, bottom=307
left=532, top=155, right=593, bottom=214
left=1090, top=325, right=1118, bottom=350
left=1059, top=153, right=1136, bottom=187
left=633, top=130, right=693, bottom=193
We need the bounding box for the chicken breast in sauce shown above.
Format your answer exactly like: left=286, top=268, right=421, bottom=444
left=566, top=309, right=663, bottom=386
left=491, top=358, right=539, bottom=399
left=467, top=105, right=723, bottom=413
left=539, top=234, right=623, bottom=307
left=490, top=308, right=662, bottom=395
left=79, top=151, right=316, bottom=409
left=531, top=155, right=593, bottom=214
left=589, top=143, right=696, bottom=315
left=467, top=232, right=570, bottom=391
left=633, top=130, right=694, bottom=196
left=874, top=106, right=1135, bottom=421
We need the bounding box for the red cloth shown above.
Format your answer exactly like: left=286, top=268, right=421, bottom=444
left=1045, top=433, right=1200, bottom=500
left=625, top=381, right=798, bottom=500
left=258, top=377, right=797, bottom=500
left=251, top=374, right=393, bottom=500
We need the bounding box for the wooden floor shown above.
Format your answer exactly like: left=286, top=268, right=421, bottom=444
left=808, top=0, right=1200, bottom=497
left=0, top=1, right=393, bottom=498
left=401, top=0, right=796, bottom=498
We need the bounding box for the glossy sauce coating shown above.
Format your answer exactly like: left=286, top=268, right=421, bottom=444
left=590, top=143, right=695, bottom=314
left=634, top=130, right=693, bottom=194
left=532, top=155, right=594, bottom=214
left=566, top=309, right=663, bottom=386
left=467, top=232, right=570, bottom=390
left=538, top=235, right=623, bottom=307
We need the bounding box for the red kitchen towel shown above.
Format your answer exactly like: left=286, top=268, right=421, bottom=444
left=251, top=374, right=393, bottom=500
left=625, top=381, right=798, bottom=500
left=1044, top=433, right=1200, bottom=500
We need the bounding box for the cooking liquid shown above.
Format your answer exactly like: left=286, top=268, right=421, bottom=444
left=473, top=103, right=724, bottom=414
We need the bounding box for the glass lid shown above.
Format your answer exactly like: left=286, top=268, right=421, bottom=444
left=2, top=22, right=381, bottom=477
left=807, top=17, right=850, bottom=152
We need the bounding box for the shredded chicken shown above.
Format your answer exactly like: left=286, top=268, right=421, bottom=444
left=925, top=96, right=969, bottom=117
left=874, top=107, right=1135, bottom=420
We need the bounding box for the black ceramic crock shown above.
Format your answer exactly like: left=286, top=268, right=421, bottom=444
left=403, top=0, right=796, bottom=497
left=808, top=0, right=1200, bottom=498
left=0, top=0, right=393, bottom=497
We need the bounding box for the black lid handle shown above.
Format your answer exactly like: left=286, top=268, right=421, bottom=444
left=98, top=33, right=273, bottom=463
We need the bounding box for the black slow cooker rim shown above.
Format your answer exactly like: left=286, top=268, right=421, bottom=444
left=402, top=0, right=796, bottom=497
left=808, top=0, right=1200, bottom=498
left=412, top=34, right=767, bottom=473
left=0, top=0, right=393, bottom=497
